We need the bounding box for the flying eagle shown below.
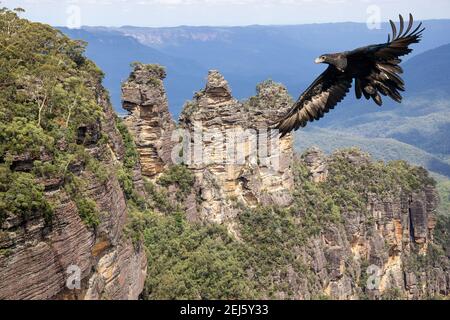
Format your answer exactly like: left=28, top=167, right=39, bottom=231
left=275, top=14, right=425, bottom=137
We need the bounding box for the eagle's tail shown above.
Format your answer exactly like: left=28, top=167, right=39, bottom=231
left=355, top=60, right=405, bottom=106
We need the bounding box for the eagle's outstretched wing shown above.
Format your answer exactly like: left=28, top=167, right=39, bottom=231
left=275, top=66, right=352, bottom=137
left=349, top=14, right=425, bottom=105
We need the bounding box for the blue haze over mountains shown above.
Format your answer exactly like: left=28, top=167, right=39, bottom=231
left=59, top=20, right=450, bottom=178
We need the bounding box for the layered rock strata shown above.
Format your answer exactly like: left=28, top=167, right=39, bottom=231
left=122, top=63, right=176, bottom=179
left=0, top=81, right=147, bottom=300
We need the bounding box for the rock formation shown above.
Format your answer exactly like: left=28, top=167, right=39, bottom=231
left=180, top=70, right=294, bottom=223
left=301, top=147, right=328, bottom=183
left=122, top=66, right=295, bottom=224
left=122, top=63, right=176, bottom=178
left=2, top=11, right=446, bottom=300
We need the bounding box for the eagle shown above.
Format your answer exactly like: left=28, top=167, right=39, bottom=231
left=275, top=14, right=425, bottom=137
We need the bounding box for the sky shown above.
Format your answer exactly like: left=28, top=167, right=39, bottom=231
left=3, top=0, right=450, bottom=27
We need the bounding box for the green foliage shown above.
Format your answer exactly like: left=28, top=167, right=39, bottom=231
left=132, top=149, right=443, bottom=300
left=64, top=174, right=100, bottom=229
left=117, top=167, right=134, bottom=199
left=243, top=79, right=293, bottom=113
left=0, top=248, right=12, bottom=257
left=434, top=214, right=450, bottom=254
left=404, top=250, right=429, bottom=271
left=237, top=206, right=310, bottom=296
left=115, top=118, right=139, bottom=170
left=437, top=179, right=450, bottom=216
left=326, top=150, right=433, bottom=198
left=358, top=259, right=370, bottom=293
left=180, top=101, right=198, bottom=118
left=86, top=156, right=109, bottom=185
left=0, top=8, right=109, bottom=227
left=131, top=62, right=166, bottom=78
left=124, top=207, right=151, bottom=247
left=115, top=117, right=142, bottom=203
left=2, top=9, right=446, bottom=301
left=74, top=197, right=100, bottom=229
left=123, top=167, right=254, bottom=300
left=381, top=288, right=405, bottom=300
left=141, top=210, right=254, bottom=300
left=157, top=165, right=195, bottom=201
left=143, top=179, right=176, bottom=214
left=292, top=161, right=345, bottom=230
left=0, top=118, right=53, bottom=158
left=0, top=165, right=53, bottom=225
left=295, top=127, right=450, bottom=179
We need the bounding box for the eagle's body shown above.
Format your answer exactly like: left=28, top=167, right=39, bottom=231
left=276, top=14, right=425, bottom=137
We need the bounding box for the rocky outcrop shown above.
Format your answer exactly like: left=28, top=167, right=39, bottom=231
left=178, top=71, right=294, bottom=223
left=122, top=63, right=176, bottom=178
left=121, top=67, right=295, bottom=224
left=301, top=147, right=328, bottom=183
left=0, top=82, right=147, bottom=300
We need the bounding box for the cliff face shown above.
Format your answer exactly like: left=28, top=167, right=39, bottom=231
left=0, top=84, right=147, bottom=300
left=296, top=148, right=448, bottom=299
left=179, top=71, right=294, bottom=224
left=0, top=11, right=147, bottom=299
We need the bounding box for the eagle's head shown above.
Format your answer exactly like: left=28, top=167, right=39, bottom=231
left=315, top=55, right=329, bottom=64
left=315, top=53, right=347, bottom=72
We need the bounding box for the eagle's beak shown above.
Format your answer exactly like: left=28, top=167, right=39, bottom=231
left=315, top=57, right=323, bottom=64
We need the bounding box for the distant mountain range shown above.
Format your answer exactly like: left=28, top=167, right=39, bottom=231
left=59, top=20, right=450, bottom=178
left=59, top=19, right=450, bottom=116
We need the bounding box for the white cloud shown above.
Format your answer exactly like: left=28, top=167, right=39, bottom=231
left=5, top=0, right=450, bottom=27
left=15, top=0, right=345, bottom=6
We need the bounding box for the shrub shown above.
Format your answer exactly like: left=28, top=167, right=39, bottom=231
left=115, top=117, right=143, bottom=204
left=75, top=197, right=100, bottom=229
left=0, top=169, right=53, bottom=224
left=157, top=165, right=194, bottom=200
left=434, top=214, right=450, bottom=254
left=124, top=209, right=151, bottom=247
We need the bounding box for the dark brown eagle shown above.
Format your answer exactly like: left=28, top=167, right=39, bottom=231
left=275, top=14, right=425, bottom=137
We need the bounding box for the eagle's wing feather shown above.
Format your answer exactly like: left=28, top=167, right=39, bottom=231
left=347, top=14, right=424, bottom=105
left=276, top=66, right=352, bottom=137
left=374, top=14, right=424, bottom=60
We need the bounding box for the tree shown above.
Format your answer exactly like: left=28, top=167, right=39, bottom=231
left=27, top=63, right=60, bottom=127
left=64, top=76, right=88, bottom=127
